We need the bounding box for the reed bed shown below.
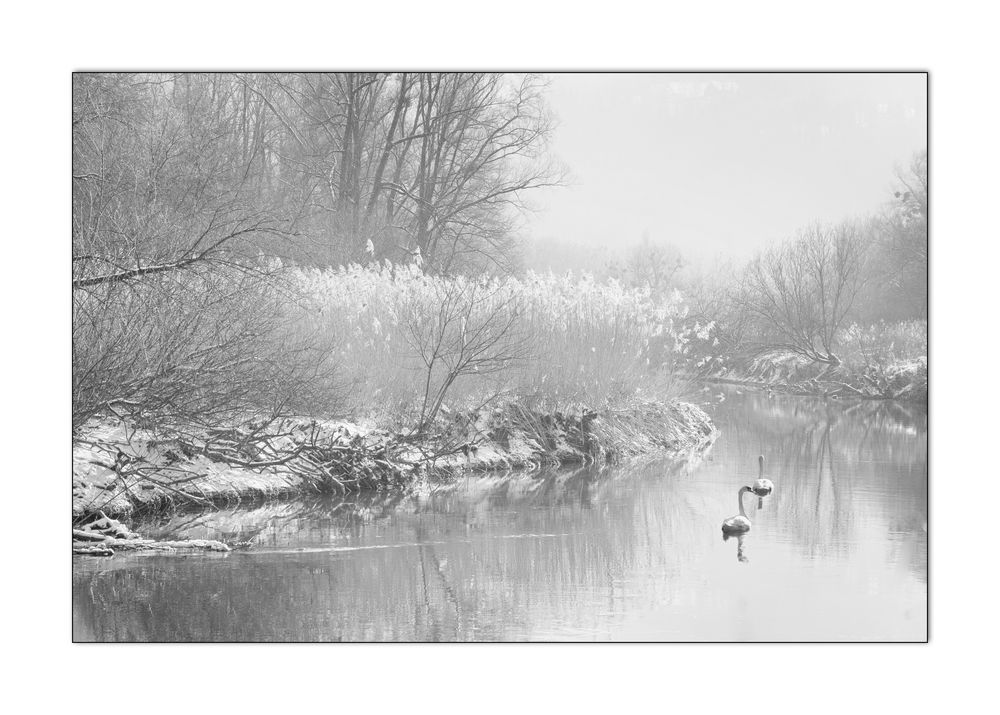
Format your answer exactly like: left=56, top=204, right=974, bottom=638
left=291, top=262, right=696, bottom=427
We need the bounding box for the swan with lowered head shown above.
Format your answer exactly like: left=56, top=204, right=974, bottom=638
left=721, top=486, right=754, bottom=533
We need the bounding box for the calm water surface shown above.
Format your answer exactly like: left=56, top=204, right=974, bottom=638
left=73, top=389, right=927, bottom=641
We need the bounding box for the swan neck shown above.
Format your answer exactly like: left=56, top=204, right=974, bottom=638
left=738, top=487, right=750, bottom=517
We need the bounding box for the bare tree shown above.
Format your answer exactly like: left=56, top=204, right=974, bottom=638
left=225, top=72, right=562, bottom=273
left=402, top=280, right=530, bottom=433
left=72, top=265, right=341, bottom=431
left=73, top=73, right=298, bottom=289
left=72, top=74, right=334, bottom=431
left=737, top=221, right=869, bottom=366
left=871, top=149, right=928, bottom=319
left=609, top=235, right=686, bottom=297
left=383, top=73, right=564, bottom=273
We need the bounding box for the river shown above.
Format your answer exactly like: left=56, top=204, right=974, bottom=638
left=72, top=388, right=927, bottom=641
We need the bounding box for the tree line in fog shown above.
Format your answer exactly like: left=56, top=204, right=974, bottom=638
left=604, top=151, right=926, bottom=371
left=73, top=72, right=560, bottom=287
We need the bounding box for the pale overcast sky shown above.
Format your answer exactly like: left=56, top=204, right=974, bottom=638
left=524, top=72, right=927, bottom=267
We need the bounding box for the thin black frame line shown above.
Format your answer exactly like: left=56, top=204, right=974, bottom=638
left=74, top=70, right=929, bottom=75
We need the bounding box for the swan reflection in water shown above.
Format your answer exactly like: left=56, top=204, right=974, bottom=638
left=723, top=532, right=750, bottom=563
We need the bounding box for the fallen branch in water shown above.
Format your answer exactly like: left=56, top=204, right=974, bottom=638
left=73, top=533, right=231, bottom=555
left=73, top=512, right=231, bottom=556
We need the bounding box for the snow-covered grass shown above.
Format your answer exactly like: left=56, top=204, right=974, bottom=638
left=732, top=320, right=927, bottom=400
left=837, top=320, right=927, bottom=399
left=73, top=400, right=716, bottom=520
left=840, top=320, right=927, bottom=371
left=674, top=317, right=927, bottom=400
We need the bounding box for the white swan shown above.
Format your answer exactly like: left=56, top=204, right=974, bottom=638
left=721, top=486, right=754, bottom=533
left=753, top=455, right=774, bottom=505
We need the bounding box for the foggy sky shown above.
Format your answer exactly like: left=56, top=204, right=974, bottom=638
left=524, top=73, right=927, bottom=267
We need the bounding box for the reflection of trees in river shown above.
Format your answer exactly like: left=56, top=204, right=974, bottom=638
left=73, top=458, right=708, bottom=641
left=383, top=458, right=705, bottom=640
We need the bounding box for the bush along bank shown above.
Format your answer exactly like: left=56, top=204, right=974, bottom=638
left=699, top=353, right=927, bottom=402
left=678, top=319, right=927, bottom=403
left=73, top=400, right=716, bottom=533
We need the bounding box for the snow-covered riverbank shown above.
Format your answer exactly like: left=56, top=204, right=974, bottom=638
left=73, top=400, right=716, bottom=525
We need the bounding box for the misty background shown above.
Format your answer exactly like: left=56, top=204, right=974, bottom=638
left=525, top=72, right=927, bottom=273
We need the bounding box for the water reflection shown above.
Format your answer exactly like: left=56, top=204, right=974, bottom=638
left=723, top=532, right=750, bottom=563
left=73, top=389, right=927, bottom=641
